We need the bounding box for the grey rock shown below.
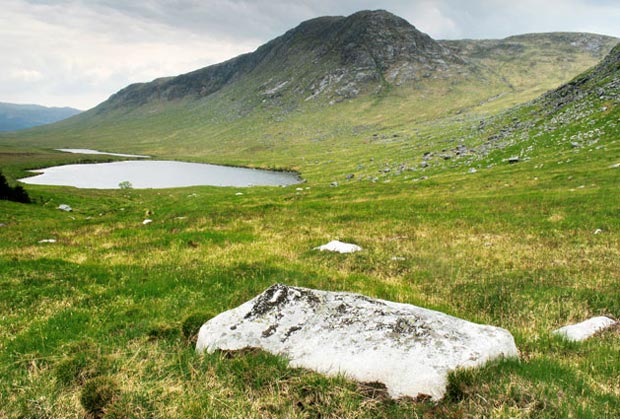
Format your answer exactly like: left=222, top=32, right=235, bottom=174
left=196, top=284, right=518, bottom=400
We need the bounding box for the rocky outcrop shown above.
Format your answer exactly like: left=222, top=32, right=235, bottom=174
left=196, top=284, right=518, bottom=400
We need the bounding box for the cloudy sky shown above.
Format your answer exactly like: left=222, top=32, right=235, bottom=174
left=2, top=0, right=620, bottom=110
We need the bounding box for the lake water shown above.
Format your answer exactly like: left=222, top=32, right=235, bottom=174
left=55, top=148, right=151, bottom=158
left=19, top=160, right=302, bottom=189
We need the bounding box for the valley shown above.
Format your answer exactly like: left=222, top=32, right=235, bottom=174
left=1, top=10, right=619, bottom=419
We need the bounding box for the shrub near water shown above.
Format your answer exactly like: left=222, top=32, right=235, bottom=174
left=0, top=170, right=30, bottom=203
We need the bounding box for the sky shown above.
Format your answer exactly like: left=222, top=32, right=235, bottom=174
left=2, top=0, right=620, bottom=110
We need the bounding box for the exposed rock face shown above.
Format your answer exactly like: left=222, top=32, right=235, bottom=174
left=553, top=316, right=616, bottom=342
left=196, top=284, right=519, bottom=400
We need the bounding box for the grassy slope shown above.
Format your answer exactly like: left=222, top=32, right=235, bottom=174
left=1, top=39, right=620, bottom=418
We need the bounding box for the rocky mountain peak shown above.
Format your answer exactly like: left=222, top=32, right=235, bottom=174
left=98, top=10, right=467, bottom=112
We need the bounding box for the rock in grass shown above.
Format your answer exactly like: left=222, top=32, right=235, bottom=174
left=314, top=240, right=362, bottom=253
left=553, top=316, right=616, bottom=342
left=196, top=284, right=518, bottom=400
left=38, top=239, right=56, bottom=243
left=142, top=219, right=152, bottom=225
left=57, top=204, right=73, bottom=212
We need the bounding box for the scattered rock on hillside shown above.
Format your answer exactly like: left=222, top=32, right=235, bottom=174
left=507, top=156, right=520, bottom=164
left=553, top=316, right=616, bottom=341
left=38, top=239, right=56, bottom=243
left=196, top=284, right=519, bottom=400
left=314, top=240, right=362, bottom=253
left=609, top=163, right=620, bottom=169
left=142, top=219, right=152, bottom=225
left=57, top=204, right=73, bottom=212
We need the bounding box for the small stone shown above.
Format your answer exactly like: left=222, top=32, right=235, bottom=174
left=57, top=204, right=72, bottom=212
left=235, top=192, right=244, bottom=196
left=38, top=239, right=56, bottom=243
left=142, top=219, right=152, bottom=225
left=553, top=316, right=616, bottom=342
left=314, top=240, right=362, bottom=253
left=468, top=168, right=477, bottom=174
left=391, top=256, right=406, bottom=261
left=594, top=228, right=603, bottom=235
left=0, top=223, right=6, bottom=227
left=346, top=174, right=355, bottom=180
left=330, top=182, right=339, bottom=187
left=507, top=156, right=520, bottom=164
left=609, top=163, right=620, bottom=169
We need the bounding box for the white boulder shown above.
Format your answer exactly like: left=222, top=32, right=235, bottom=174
left=314, top=240, right=362, bottom=253
left=196, top=284, right=518, bottom=400
left=57, top=204, right=72, bottom=212
left=553, top=316, right=616, bottom=342
left=142, top=219, right=152, bottom=225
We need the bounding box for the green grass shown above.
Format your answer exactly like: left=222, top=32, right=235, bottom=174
left=1, top=116, right=619, bottom=416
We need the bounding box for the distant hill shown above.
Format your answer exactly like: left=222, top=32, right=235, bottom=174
left=0, top=102, right=81, bottom=131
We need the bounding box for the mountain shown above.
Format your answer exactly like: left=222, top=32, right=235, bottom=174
left=0, top=102, right=81, bottom=132
left=0, top=10, right=617, bottom=172
left=99, top=10, right=467, bottom=112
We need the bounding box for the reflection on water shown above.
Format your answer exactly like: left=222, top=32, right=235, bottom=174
left=56, top=148, right=151, bottom=158
left=20, top=160, right=302, bottom=189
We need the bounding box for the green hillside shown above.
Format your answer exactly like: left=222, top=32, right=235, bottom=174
left=1, top=11, right=620, bottom=419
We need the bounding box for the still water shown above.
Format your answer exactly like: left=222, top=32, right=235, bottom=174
left=20, top=160, right=302, bottom=189
left=55, top=148, right=151, bottom=158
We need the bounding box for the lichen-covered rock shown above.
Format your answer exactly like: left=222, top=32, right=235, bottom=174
left=196, top=284, right=518, bottom=400
left=553, top=316, right=616, bottom=342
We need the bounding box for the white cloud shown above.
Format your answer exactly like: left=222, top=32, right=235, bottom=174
left=9, top=69, right=44, bottom=82
left=0, top=0, right=261, bottom=109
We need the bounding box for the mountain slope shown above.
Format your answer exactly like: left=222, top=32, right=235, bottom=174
left=0, top=102, right=81, bottom=132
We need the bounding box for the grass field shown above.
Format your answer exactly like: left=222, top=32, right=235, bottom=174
left=1, top=95, right=620, bottom=418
